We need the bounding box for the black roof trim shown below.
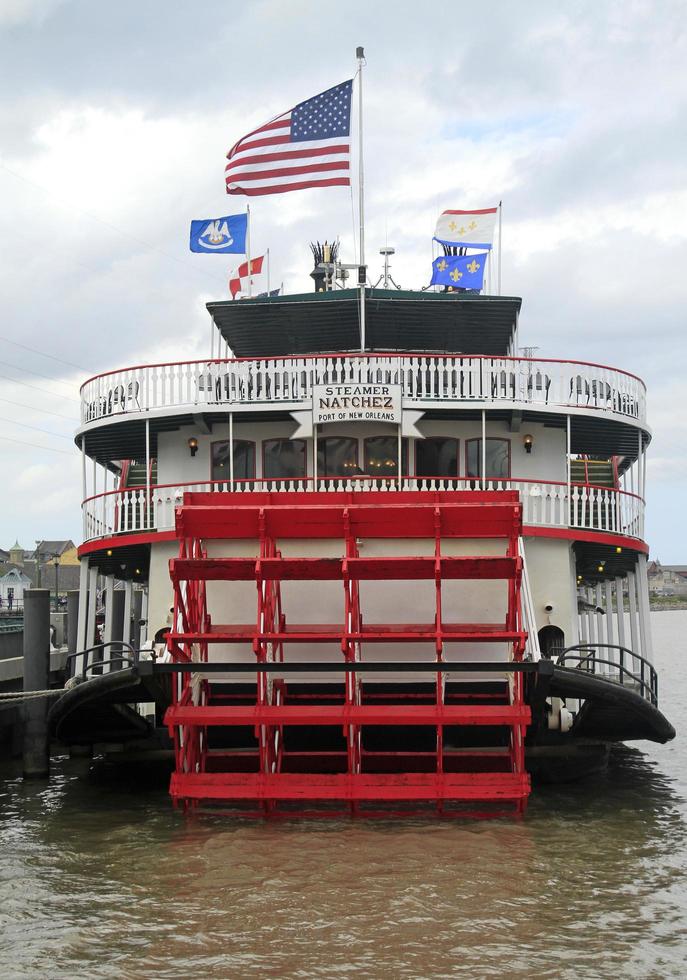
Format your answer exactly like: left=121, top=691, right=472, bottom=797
left=207, top=288, right=522, bottom=358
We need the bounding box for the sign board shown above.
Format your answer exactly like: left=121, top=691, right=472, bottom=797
left=313, top=383, right=402, bottom=425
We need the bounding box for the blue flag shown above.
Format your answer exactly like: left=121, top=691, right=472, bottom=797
left=430, top=252, right=488, bottom=291
left=189, top=213, right=247, bottom=253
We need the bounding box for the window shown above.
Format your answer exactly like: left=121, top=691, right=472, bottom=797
left=466, top=438, right=510, bottom=478
left=263, top=439, right=307, bottom=479
left=317, top=437, right=359, bottom=477
left=363, top=436, right=408, bottom=477
left=211, top=440, right=255, bottom=482
left=416, top=437, right=459, bottom=478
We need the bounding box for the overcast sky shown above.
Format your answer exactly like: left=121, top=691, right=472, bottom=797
left=0, top=0, right=685, bottom=560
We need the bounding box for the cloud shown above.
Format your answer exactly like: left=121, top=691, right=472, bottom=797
left=0, top=0, right=686, bottom=560
left=0, top=0, right=66, bottom=28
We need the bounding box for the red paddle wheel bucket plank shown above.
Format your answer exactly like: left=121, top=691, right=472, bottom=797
left=166, top=491, right=531, bottom=817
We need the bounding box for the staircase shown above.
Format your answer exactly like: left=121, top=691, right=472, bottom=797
left=570, top=458, right=616, bottom=488
left=164, top=490, right=532, bottom=817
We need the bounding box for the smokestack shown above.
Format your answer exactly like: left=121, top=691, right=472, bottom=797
left=310, top=240, right=339, bottom=292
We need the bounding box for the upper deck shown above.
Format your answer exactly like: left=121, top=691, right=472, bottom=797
left=75, top=287, right=650, bottom=552
left=207, top=288, right=522, bottom=357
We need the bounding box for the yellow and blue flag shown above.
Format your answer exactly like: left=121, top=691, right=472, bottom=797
left=430, top=252, right=488, bottom=290
left=190, top=213, right=247, bottom=253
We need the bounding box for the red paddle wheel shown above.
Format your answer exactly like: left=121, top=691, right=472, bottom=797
left=164, top=490, right=531, bottom=816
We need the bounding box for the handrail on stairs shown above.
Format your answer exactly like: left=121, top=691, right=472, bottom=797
left=66, top=641, right=139, bottom=679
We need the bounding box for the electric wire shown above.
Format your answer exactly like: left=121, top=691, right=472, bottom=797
left=0, top=372, right=80, bottom=403
left=0, top=433, right=74, bottom=455
left=0, top=334, right=91, bottom=373
left=0, top=396, right=78, bottom=422
left=0, top=357, right=81, bottom=391
left=0, top=416, right=72, bottom=439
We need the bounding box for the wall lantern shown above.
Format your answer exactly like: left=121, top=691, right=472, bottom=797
left=523, top=434, right=534, bottom=454
left=187, top=437, right=199, bottom=457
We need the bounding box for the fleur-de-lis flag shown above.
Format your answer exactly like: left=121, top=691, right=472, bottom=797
left=430, top=252, right=488, bottom=291
left=434, top=208, right=497, bottom=248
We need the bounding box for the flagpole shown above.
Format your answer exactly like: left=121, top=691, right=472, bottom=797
left=267, top=247, right=271, bottom=294
left=246, top=203, right=252, bottom=297
left=356, top=45, right=366, bottom=352
left=497, top=200, right=502, bottom=296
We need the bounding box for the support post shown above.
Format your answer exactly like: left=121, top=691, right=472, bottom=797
left=66, top=590, right=79, bottom=656
left=566, top=415, right=571, bottom=522
left=481, top=410, right=486, bottom=490
left=22, top=589, right=51, bottom=779
left=497, top=200, right=502, bottom=296
left=356, top=46, right=366, bottom=351
left=313, top=422, right=318, bottom=491
left=627, top=569, right=640, bottom=656
left=229, top=413, right=234, bottom=489
left=123, top=579, right=133, bottom=647
left=76, top=558, right=89, bottom=666
left=615, top=576, right=626, bottom=653
left=102, top=574, right=115, bottom=672
left=145, top=418, right=151, bottom=530
left=636, top=553, right=653, bottom=662
left=397, top=424, right=402, bottom=489
left=604, top=579, right=614, bottom=652
left=133, top=588, right=143, bottom=649
left=86, top=565, right=98, bottom=651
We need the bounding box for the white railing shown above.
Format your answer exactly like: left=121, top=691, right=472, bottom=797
left=82, top=478, right=645, bottom=543
left=80, top=354, right=646, bottom=426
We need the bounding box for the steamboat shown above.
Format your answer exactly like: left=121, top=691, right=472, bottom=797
left=50, top=246, right=675, bottom=816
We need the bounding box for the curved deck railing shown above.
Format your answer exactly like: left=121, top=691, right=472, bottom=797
left=81, top=477, right=645, bottom=543
left=79, top=354, right=646, bottom=426
left=557, top=643, right=658, bottom=706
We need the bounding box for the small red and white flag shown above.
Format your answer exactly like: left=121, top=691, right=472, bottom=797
left=434, top=208, right=498, bottom=249
left=225, top=80, right=353, bottom=197
left=230, top=255, right=264, bottom=299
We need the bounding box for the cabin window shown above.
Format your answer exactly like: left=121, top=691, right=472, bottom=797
left=465, top=438, right=511, bottom=479
left=211, top=440, right=255, bottom=482
left=317, top=437, right=359, bottom=477
left=363, top=436, right=409, bottom=477
left=416, top=437, right=459, bottom=478
left=263, top=439, right=307, bottom=480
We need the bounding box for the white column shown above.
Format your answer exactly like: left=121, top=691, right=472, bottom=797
left=604, top=579, right=615, bottom=650
left=595, top=583, right=605, bottom=654
left=397, top=424, right=402, bottom=489
left=140, top=588, right=149, bottom=645
left=76, top=558, right=90, bottom=668
left=123, top=579, right=133, bottom=647
left=86, top=565, right=98, bottom=653
left=145, top=418, right=151, bottom=530
left=636, top=553, right=653, bottom=662
left=615, top=576, right=626, bottom=653
left=566, top=415, right=571, bottom=525
left=229, top=413, right=234, bottom=489
left=627, top=568, right=640, bottom=656
left=102, top=574, right=115, bottom=672
left=313, top=423, right=318, bottom=491
left=81, top=437, right=87, bottom=504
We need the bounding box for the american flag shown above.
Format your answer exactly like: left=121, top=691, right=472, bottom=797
left=225, top=80, right=353, bottom=197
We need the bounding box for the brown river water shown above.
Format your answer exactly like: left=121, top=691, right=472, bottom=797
left=1, top=611, right=686, bottom=979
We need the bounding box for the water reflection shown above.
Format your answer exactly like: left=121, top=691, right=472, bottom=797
left=1, top=617, right=687, bottom=978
